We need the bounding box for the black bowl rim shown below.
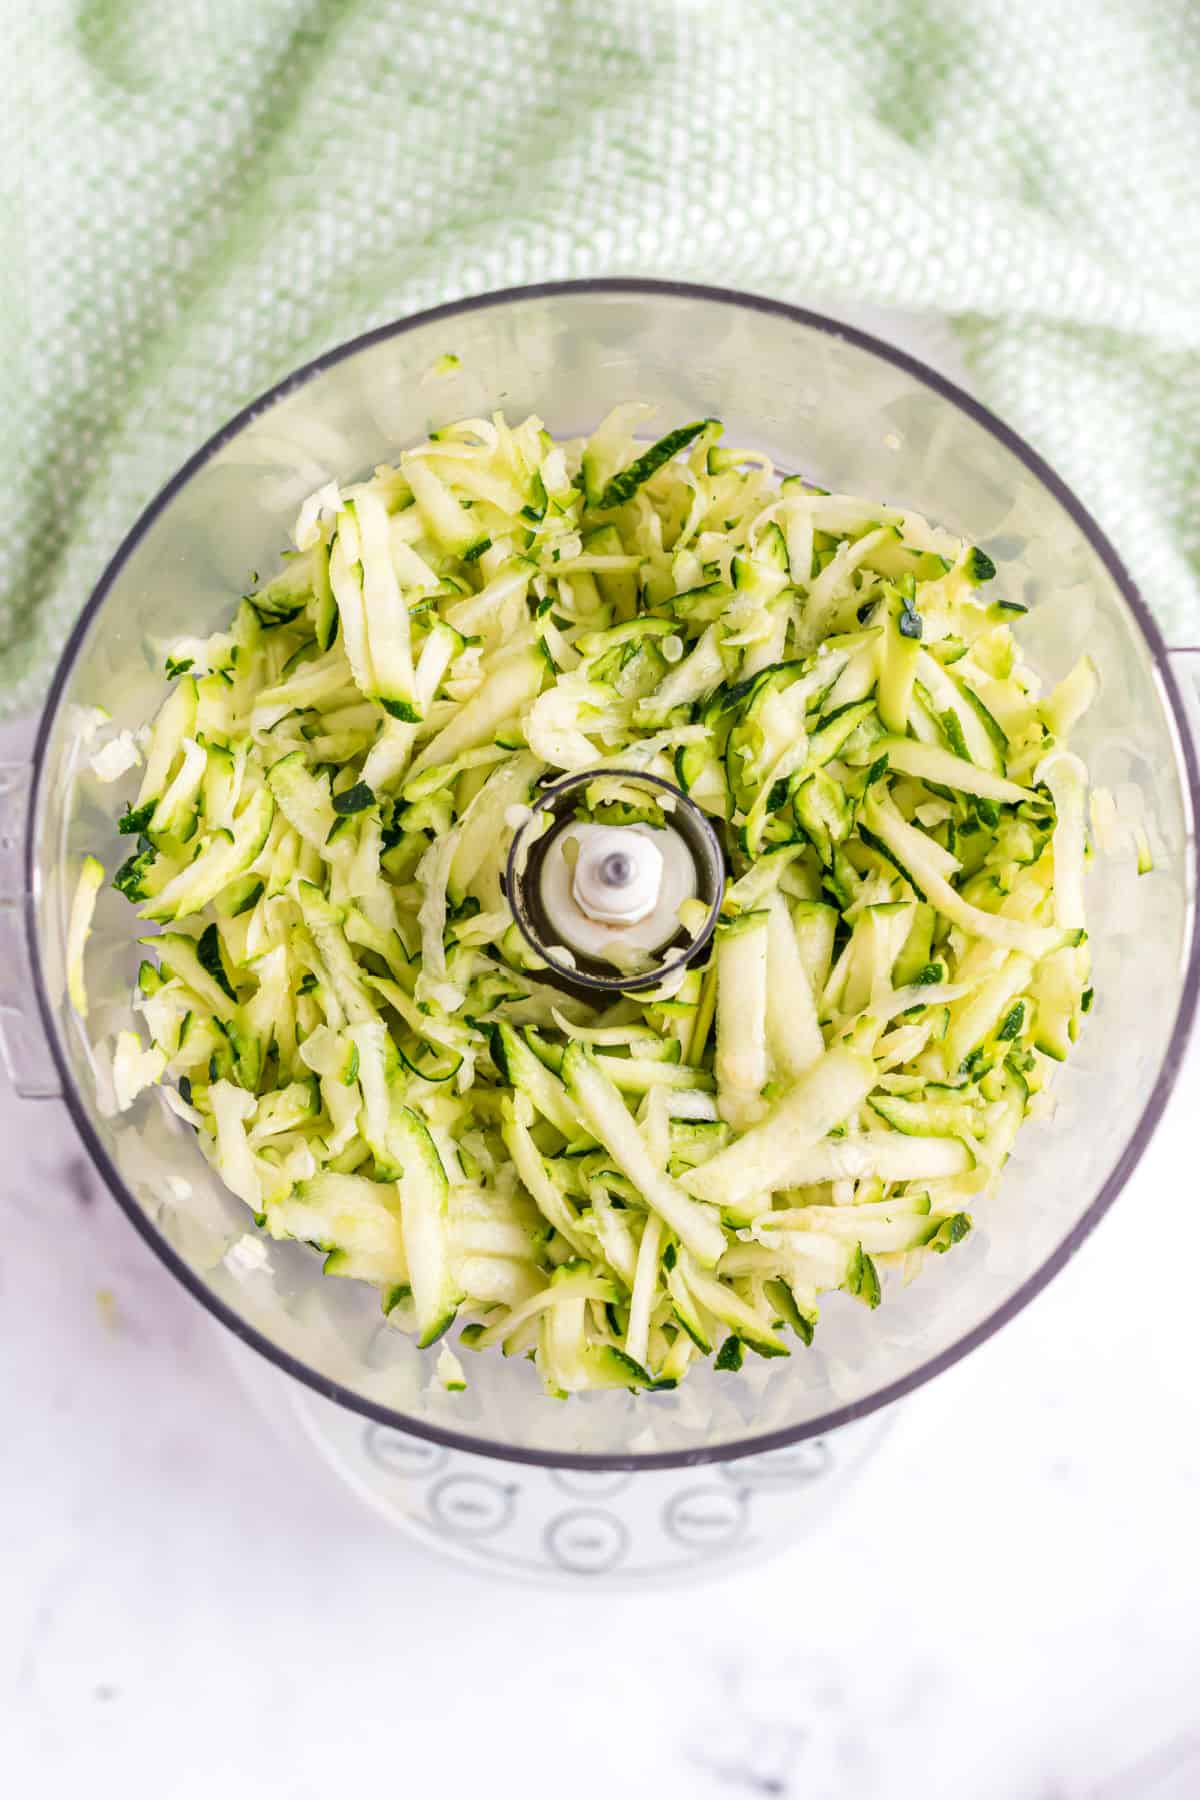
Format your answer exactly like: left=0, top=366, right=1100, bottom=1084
left=26, top=277, right=1200, bottom=1471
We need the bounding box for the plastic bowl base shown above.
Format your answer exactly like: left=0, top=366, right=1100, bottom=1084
left=285, top=1373, right=895, bottom=1587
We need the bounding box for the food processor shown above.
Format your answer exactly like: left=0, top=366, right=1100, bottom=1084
left=2, top=281, right=1196, bottom=1583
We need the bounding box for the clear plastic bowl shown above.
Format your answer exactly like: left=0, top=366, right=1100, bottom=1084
left=15, top=280, right=1200, bottom=1470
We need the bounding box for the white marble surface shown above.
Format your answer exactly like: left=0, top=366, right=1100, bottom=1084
left=4, top=306, right=1200, bottom=1798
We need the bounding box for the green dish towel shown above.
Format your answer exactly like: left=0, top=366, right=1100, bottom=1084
left=5, top=0, right=1197, bottom=718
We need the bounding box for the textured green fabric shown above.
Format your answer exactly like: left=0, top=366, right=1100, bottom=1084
left=4, top=0, right=1198, bottom=716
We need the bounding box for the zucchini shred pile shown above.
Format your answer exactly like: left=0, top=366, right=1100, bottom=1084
left=74, top=403, right=1101, bottom=1399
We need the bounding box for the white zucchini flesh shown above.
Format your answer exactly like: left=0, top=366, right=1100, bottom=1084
left=448, top=751, right=540, bottom=904
left=210, top=1079, right=261, bottom=1208
left=1037, top=752, right=1088, bottom=931
left=864, top=794, right=1061, bottom=958
left=625, top=1211, right=663, bottom=1367
left=408, top=648, right=543, bottom=778
left=111, top=1029, right=166, bottom=1110
left=472, top=1265, right=619, bottom=1351
left=395, top=1108, right=463, bottom=1346
left=1041, top=655, right=1099, bottom=741
left=681, top=1258, right=789, bottom=1358
left=66, top=855, right=105, bottom=1018
left=351, top=489, right=417, bottom=718
left=148, top=735, right=207, bottom=837
left=879, top=736, right=1032, bottom=805
left=715, top=916, right=770, bottom=1129
left=274, top=1172, right=408, bottom=1285
left=436, top=1345, right=467, bottom=1391
left=135, top=675, right=198, bottom=810
left=562, top=1045, right=726, bottom=1269
left=764, top=892, right=825, bottom=1079
left=943, top=955, right=1033, bottom=1074
left=360, top=625, right=460, bottom=792
left=328, top=522, right=376, bottom=699
left=753, top=1130, right=972, bottom=1186
left=682, top=1048, right=876, bottom=1208
left=138, top=788, right=275, bottom=923
left=500, top=1102, right=595, bottom=1263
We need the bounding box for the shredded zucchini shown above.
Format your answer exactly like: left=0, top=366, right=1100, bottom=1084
left=67, top=855, right=105, bottom=1019
left=77, top=405, right=1109, bottom=1394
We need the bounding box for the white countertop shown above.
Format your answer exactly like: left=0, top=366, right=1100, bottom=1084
left=4, top=305, right=1199, bottom=1796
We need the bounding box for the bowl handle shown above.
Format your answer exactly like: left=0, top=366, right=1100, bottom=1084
left=0, top=763, right=62, bottom=1100
left=1168, top=646, right=1200, bottom=738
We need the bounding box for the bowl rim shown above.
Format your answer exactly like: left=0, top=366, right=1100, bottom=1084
left=27, top=276, right=1200, bottom=1470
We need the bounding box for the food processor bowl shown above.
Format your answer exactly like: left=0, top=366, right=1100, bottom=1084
left=4, top=285, right=1197, bottom=1558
